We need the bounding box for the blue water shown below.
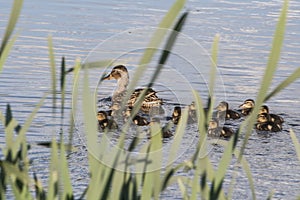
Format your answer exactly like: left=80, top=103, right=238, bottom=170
left=0, top=0, right=300, bottom=199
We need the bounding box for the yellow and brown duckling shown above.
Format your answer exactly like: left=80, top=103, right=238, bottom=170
left=208, top=118, right=235, bottom=139
left=256, top=113, right=282, bottom=132
left=239, top=99, right=255, bottom=116
left=123, top=108, right=149, bottom=126
left=259, top=105, right=284, bottom=124
left=102, top=65, right=163, bottom=112
left=97, top=111, right=118, bottom=130
left=149, top=117, right=173, bottom=139
left=172, top=106, right=182, bottom=125
left=215, top=101, right=241, bottom=120
left=171, top=102, right=202, bottom=125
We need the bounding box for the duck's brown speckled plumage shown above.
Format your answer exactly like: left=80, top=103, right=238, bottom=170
left=102, top=65, right=163, bottom=112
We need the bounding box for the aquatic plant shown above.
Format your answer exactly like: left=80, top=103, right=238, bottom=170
left=1, top=0, right=300, bottom=199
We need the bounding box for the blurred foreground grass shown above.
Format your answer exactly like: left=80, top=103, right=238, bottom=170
left=1, top=0, right=300, bottom=199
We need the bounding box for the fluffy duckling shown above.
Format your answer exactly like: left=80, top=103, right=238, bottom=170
left=102, top=65, right=163, bottom=112
left=171, top=102, right=208, bottom=125
left=123, top=108, right=149, bottom=126
left=239, top=99, right=255, bottom=116
left=259, top=105, right=284, bottom=124
left=215, top=101, right=241, bottom=120
left=172, top=106, right=182, bottom=125
left=256, top=113, right=282, bottom=132
left=208, top=118, right=235, bottom=138
left=97, top=111, right=118, bottom=130
left=149, top=117, right=173, bottom=139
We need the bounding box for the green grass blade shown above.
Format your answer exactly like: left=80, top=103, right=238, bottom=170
left=47, top=139, right=59, bottom=200
left=59, top=142, right=74, bottom=199
left=177, top=177, right=188, bottom=200
left=166, top=108, right=189, bottom=171
left=124, top=0, right=186, bottom=108
left=290, top=129, right=300, bottom=161
left=0, top=34, right=18, bottom=72
left=124, top=11, right=189, bottom=125
left=18, top=93, right=48, bottom=137
left=209, top=34, right=219, bottom=96
left=48, top=35, right=57, bottom=111
left=68, top=58, right=81, bottom=151
left=265, top=66, right=300, bottom=101
left=0, top=0, right=23, bottom=55
left=238, top=0, right=289, bottom=161
left=81, top=59, right=115, bottom=71
left=157, top=12, right=188, bottom=67
left=138, top=0, right=186, bottom=67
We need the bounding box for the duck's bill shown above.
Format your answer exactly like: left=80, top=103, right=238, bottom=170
left=239, top=103, right=247, bottom=108
left=101, top=73, right=112, bottom=81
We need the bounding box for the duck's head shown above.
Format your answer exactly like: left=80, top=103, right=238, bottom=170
left=209, top=118, right=219, bottom=129
left=189, top=102, right=196, bottom=111
left=259, top=105, right=269, bottom=114
left=257, top=113, right=270, bottom=123
left=239, top=99, right=255, bottom=109
left=216, top=101, right=228, bottom=112
left=97, top=111, right=108, bottom=121
left=102, top=65, right=129, bottom=81
left=172, top=106, right=181, bottom=117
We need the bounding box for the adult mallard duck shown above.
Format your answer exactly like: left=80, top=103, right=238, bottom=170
left=102, top=65, right=163, bottom=112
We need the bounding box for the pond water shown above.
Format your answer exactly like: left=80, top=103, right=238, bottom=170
left=0, top=0, right=300, bottom=199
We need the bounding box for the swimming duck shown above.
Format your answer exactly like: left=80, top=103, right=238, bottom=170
left=171, top=102, right=199, bottom=125
left=208, top=118, right=235, bottom=138
left=172, top=106, right=182, bottom=125
left=255, top=113, right=282, bottom=132
left=123, top=108, right=149, bottom=126
left=97, top=111, right=118, bottom=130
left=215, top=101, right=241, bottom=120
left=149, top=117, right=173, bottom=139
left=259, top=105, right=284, bottom=124
left=239, top=99, right=255, bottom=116
left=102, top=65, right=163, bottom=112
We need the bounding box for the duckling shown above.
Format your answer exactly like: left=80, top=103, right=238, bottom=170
left=172, top=106, right=181, bottom=125
left=102, top=65, right=163, bottom=112
left=171, top=103, right=198, bottom=125
left=123, top=108, right=149, bottom=126
left=255, top=113, right=282, bottom=132
left=149, top=117, right=173, bottom=139
left=208, top=118, right=234, bottom=138
left=259, top=105, right=284, bottom=124
left=239, top=99, right=255, bottom=116
left=97, top=111, right=118, bottom=130
left=215, top=101, right=241, bottom=120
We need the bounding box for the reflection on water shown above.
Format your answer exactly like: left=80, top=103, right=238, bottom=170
left=0, top=0, right=300, bottom=199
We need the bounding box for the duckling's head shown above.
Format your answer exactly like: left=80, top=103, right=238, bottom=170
left=102, top=65, right=128, bottom=81
left=209, top=118, right=219, bottom=129
left=257, top=113, right=270, bottom=123
left=259, top=105, right=269, bottom=114
left=97, top=111, right=108, bottom=121
left=239, top=99, right=255, bottom=109
left=172, top=106, right=181, bottom=117
left=189, top=102, right=196, bottom=111
left=216, top=101, right=228, bottom=112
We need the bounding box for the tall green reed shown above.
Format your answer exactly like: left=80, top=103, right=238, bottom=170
left=1, top=0, right=300, bottom=199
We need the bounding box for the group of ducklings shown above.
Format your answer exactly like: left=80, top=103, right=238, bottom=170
left=97, top=98, right=284, bottom=140
left=172, top=99, right=284, bottom=139
left=98, top=65, right=284, bottom=140
left=97, top=108, right=173, bottom=139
